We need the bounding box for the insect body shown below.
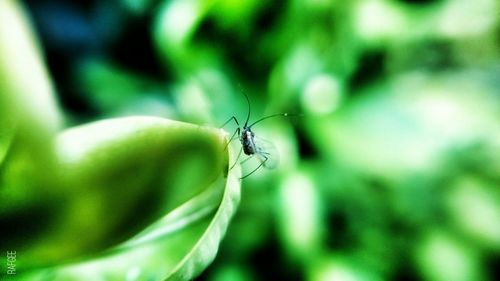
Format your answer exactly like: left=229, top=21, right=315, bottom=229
left=241, top=127, right=256, bottom=155
left=222, top=92, right=288, bottom=179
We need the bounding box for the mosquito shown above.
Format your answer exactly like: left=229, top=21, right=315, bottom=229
left=221, top=92, right=291, bottom=179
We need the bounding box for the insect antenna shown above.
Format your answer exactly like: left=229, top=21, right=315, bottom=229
left=248, top=113, right=300, bottom=128
left=241, top=91, right=252, bottom=128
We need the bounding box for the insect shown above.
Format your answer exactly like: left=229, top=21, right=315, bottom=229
left=222, top=92, right=291, bottom=179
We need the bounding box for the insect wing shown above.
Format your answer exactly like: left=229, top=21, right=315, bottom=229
left=254, top=136, right=279, bottom=169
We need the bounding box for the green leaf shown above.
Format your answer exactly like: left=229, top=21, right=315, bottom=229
left=0, top=0, right=63, bottom=218
left=0, top=0, right=63, bottom=134
left=13, top=116, right=240, bottom=280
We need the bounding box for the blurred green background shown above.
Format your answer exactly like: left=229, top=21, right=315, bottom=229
left=4, top=0, right=500, bottom=280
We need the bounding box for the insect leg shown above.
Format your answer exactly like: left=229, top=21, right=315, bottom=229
left=240, top=154, right=268, bottom=179
left=220, top=116, right=241, bottom=151
left=223, top=127, right=240, bottom=152
left=229, top=146, right=243, bottom=171
left=220, top=116, right=239, bottom=128
left=240, top=154, right=254, bottom=165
